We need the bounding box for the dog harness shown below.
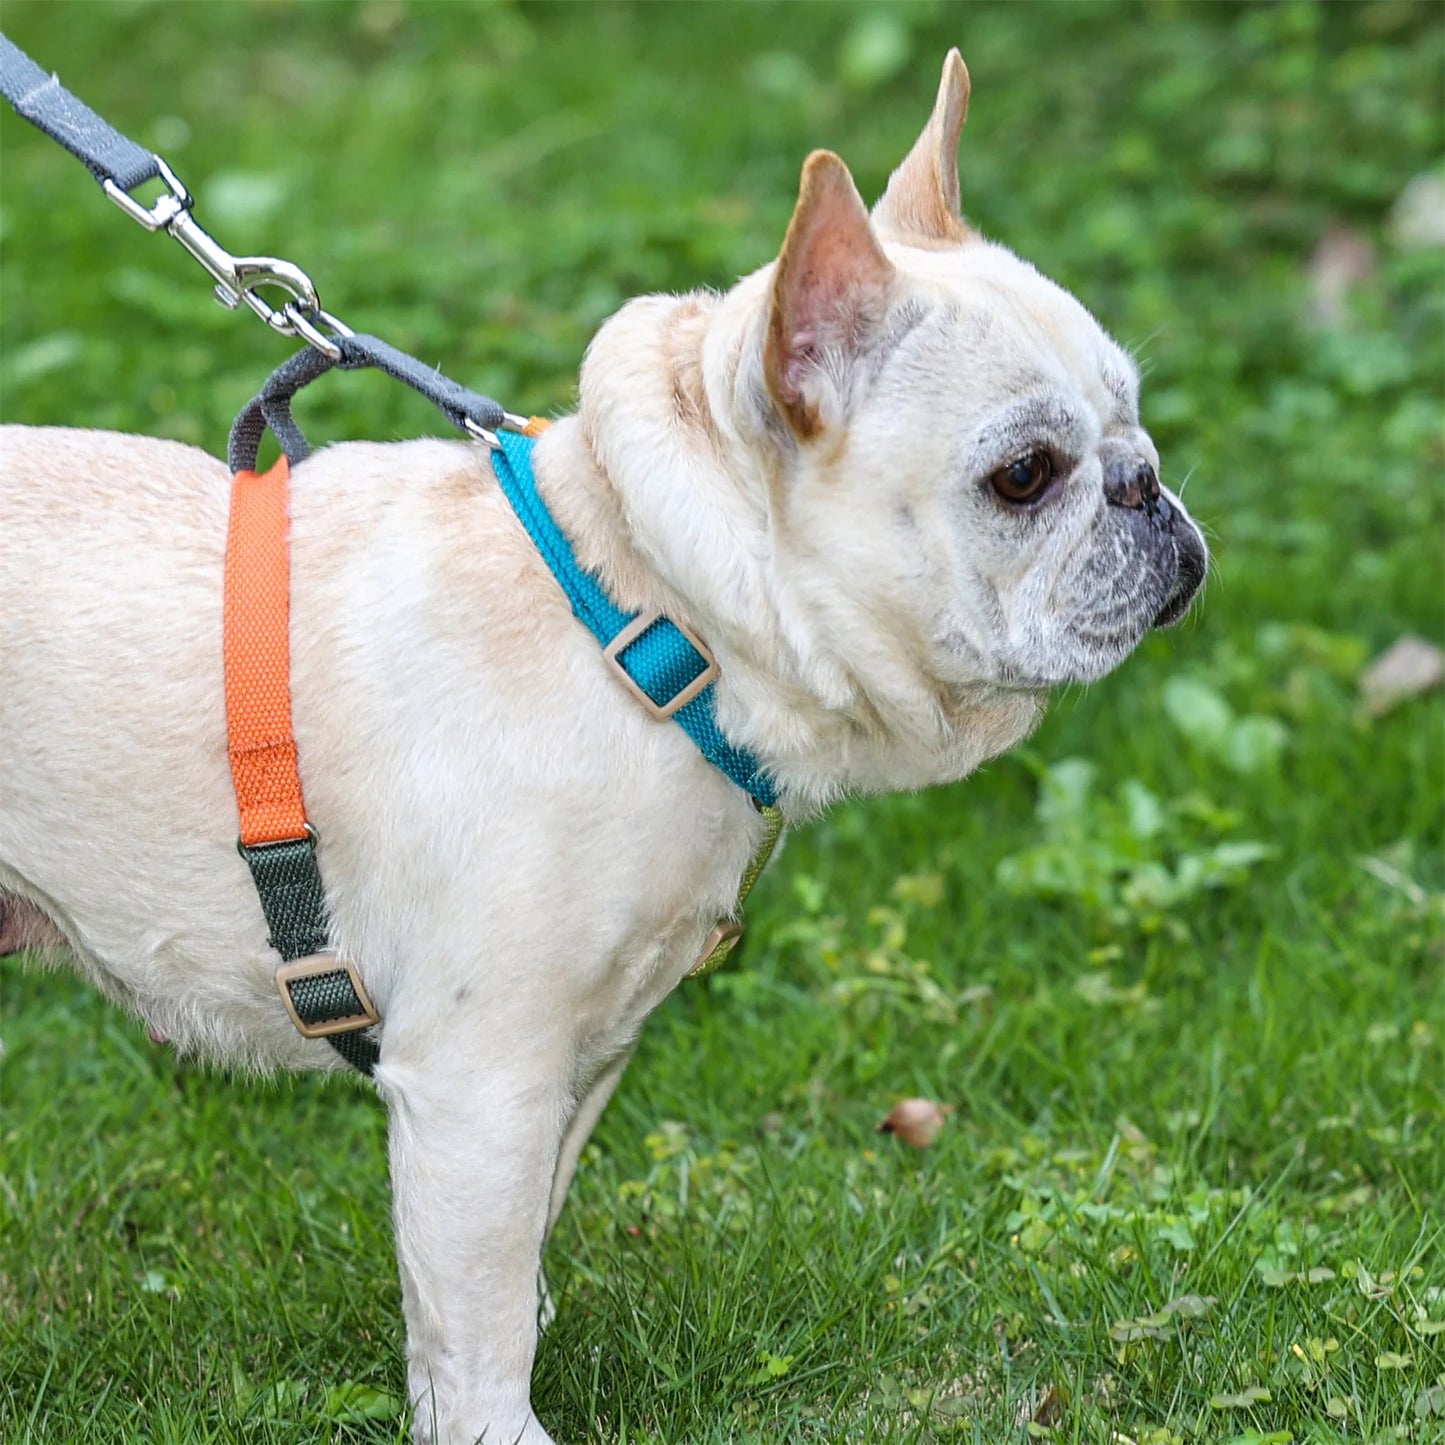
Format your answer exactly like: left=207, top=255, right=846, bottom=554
left=225, top=453, right=383, bottom=1073
left=0, top=34, right=784, bottom=1077
left=224, top=350, right=783, bottom=1074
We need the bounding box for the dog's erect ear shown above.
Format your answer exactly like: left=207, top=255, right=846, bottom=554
left=871, top=49, right=972, bottom=247
left=765, top=150, right=896, bottom=439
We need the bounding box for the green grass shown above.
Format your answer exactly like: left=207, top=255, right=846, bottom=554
left=1, top=2, right=1441, bottom=1442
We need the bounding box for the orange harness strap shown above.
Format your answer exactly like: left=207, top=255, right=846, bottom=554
left=224, top=458, right=311, bottom=847
left=223, top=458, right=380, bottom=1070
left=223, top=419, right=540, bottom=830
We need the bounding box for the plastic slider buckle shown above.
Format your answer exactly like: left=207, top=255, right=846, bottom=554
left=275, top=954, right=380, bottom=1039
left=602, top=610, right=720, bottom=721
left=687, top=919, right=745, bottom=979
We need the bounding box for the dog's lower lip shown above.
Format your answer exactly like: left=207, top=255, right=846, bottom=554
left=1151, top=527, right=1207, bottom=628
left=1153, top=556, right=1205, bottom=626
left=1153, top=571, right=1206, bottom=628
left=1152, top=589, right=1192, bottom=628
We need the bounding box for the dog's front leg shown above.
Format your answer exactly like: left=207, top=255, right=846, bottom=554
left=379, top=1054, right=568, bottom=1445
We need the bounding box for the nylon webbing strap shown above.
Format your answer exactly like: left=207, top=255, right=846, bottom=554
left=241, top=837, right=328, bottom=957
left=0, top=33, right=160, bottom=193
left=688, top=803, right=785, bottom=979
left=339, top=333, right=506, bottom=436
left=228, top=337, right=509, bottom=473
left=491, top=430, right=778, bottom=808
left=225, top=458, right=379, bottom=1074
left=229, top=347, right=335, bottom=471
left=225, top=460, right=309, bottom=847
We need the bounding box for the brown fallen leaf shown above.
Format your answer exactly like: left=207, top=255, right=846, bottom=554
left=1031, top=1383, right=1067, bottom=1428
left=1359, top=634, right=1445, bottom=717
left=877, top=1097, right=950, bottom=1147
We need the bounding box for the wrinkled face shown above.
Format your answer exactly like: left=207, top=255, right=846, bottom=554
left=818, top=241, right=1208, bottom=693
left=759, top=50, right=1206, bottom=712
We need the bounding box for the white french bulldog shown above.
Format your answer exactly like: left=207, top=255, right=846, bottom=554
left=0, top=52, right=1205, bottom=1445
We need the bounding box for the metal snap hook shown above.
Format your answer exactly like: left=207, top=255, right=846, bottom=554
left=102, top=154, right=192, bottom=231
left=280, top=302, right=354, bottom=362
left=229, top=257, right=324, bottom=327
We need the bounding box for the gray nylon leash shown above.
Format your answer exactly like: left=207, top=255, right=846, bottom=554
left=227, top=336, right=509, bottom=471
left=0, top=34, right=158, bottom=191
left=0, top=31, right=524, bottom=445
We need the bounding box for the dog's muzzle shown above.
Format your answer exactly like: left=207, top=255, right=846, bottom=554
left=1152, top=518, right=1207, bottom=627
left=1103, top=458, right=1206, bottom=628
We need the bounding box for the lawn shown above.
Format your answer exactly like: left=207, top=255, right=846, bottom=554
left=1, top=3, right=1441, bottom=1443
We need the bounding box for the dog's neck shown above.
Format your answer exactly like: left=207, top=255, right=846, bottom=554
left=533, top=285, right=1043, bottom=810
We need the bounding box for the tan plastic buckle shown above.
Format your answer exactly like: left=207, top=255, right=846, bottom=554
left=688, top=919, right=745, bottom=979
left=602, top=610, right=720, bottom=721
left=275, top=953, right=380, bottom=1038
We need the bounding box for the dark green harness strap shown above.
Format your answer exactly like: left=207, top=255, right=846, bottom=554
left=240, top=836, right=381, bottom=1075
left=239, top=837, right=330, bottom=958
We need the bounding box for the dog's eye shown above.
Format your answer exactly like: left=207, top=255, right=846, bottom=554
left=989, top=452, right=1055, bottom=504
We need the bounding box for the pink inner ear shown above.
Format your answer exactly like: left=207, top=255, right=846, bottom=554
left=791, top=203, right=889, bottom=334
left=781, top=189, right=891, bottom=346
left=768, top=151, right=895, bottom=427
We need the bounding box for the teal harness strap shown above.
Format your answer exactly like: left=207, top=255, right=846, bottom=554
left=490, top=432, right=777, bottom=808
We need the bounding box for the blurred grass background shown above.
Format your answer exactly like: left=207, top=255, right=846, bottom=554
left=1, top=2, right=1441, bottom=1442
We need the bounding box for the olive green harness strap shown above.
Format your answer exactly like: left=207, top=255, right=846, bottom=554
left=239, top=837, right=329, bottom=959
left=688, top=804, right=785, bottom=979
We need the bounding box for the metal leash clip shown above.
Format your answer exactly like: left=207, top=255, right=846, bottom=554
left=462, top=411, right=535, bottom=451
left=103, top=150, right=353, bottom=360
left=0, top=29, right=522, bottom=448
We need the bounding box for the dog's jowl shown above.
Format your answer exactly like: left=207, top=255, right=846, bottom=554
left=0, top=52, right=1205, bottom=1445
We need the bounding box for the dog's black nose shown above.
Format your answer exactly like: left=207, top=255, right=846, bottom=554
left=1104, top=458, right=1161, bottom=511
